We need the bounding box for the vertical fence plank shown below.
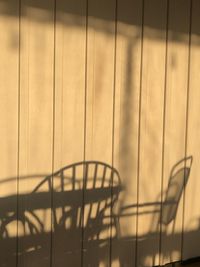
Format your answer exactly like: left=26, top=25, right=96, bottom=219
left=0, top=1, right=19, bottom=266
left=160, top=0, right=191, bottom=265
left=112, top=0, right=143, bottom=266
left=183, top=0, right=200, bottom=261
left=137, top=1, right=167, bottom=266
left=18, top=1, right=55, bottom=266
left=83, top=0, right=116, bottom=265
left=52, top=0, right=87, bottom=266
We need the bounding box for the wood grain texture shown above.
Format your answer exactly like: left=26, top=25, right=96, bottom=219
left=137, top=1, right=167, bottom=266
left=160, top=1, right=191, bottom=265
left=0, top=0, right=200, bottom=266
left=0, top=1, right=19, bottom=266
left=183, top=0, right=200, bottom=261
left=18, top=1, right=55, bottom=266
left=83, top=0, right=116, bottom=265
left=52, top=0, right=87, bottom=266
left=112, top=0, right=143, bottom=266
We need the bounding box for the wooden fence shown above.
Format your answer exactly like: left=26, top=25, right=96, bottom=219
left=0, top=0, right=200, bottom=266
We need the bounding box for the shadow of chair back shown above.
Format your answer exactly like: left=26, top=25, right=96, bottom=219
left=50, top=161, right=122, bottom=241
left=161, top=156, right=193, bottom=225
left=0, top=161, right=122, bottom=266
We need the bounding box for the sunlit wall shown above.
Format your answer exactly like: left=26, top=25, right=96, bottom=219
left=0, top=0, right=200, bottom=266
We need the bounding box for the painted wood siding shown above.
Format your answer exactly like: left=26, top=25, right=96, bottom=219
left=0, top=0, right=199, bottom=266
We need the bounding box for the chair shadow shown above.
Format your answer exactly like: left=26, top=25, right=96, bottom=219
left=0, top=157, right=195, bottom=267
left=0, top=161, right=122, bottom=267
